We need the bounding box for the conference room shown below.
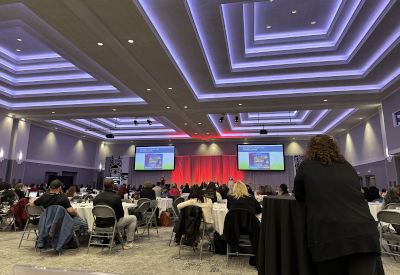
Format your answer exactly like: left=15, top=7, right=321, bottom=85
left=1, top=0, right=400, bottom=274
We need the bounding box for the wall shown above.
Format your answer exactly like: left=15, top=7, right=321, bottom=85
left=102, top=140, right=307, bottom=190
left=0, top=114, right=13, bottom=181
left=23, top=124, right=99, bottom=186
left=382, top=89, right=400, bottom=155
left=336, top=113, right=398, bottom=189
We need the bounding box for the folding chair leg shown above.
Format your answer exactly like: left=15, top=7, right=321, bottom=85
left=169, top=229, right=174, bottom=246
left=87, top=232, right=93, bottom=254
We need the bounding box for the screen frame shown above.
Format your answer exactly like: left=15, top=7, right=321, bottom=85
left=237, top=143, right=285, bottom=171
left=134, top=145, right=176, bottom=171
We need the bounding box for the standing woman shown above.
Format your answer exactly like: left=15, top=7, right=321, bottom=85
left=294, top=135, right=380, bottom=275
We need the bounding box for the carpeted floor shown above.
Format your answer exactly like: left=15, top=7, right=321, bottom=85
left=0, top=226, right=399, bottom=275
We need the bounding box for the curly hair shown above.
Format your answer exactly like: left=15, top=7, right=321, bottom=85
left=305, top=134, right=345, bottom=165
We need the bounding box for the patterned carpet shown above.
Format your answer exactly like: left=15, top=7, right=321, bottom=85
left=0, top=226, right=399, bottom=275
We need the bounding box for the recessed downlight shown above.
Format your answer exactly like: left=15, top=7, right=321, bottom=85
left=238, top=103, right=243, bottom=106
left=198, top=122, right=202, bottom=125
left=166, top=106, right=171, bottom=109
left=323, top=99, right=328, bottom=102
left=146, top=88, right=151, bottom=91
left=7, top=114, right=13, bottom=118
left=168, top=87, right=172, bottom=90
left=20, top=118, right=25, bottom=121
left=310, top=21, right=317, bottom=25
left=266, top=25, right=272, bottom=29
left=184, top=105, right=188, bottom=109
left=112, top=108, right=117, bottom=111
left=128, top=39, right=134, bottom=44
left=51, top=111, right=55, bottom=114
left=291, top=10, right=297, bottom=14
left=184, top=122, right=188, bottom=125
left=97, top=42, right=104, bottom=46
left=16, top=49, right=21, bottom=52
left=17, top=38, right=22, bottom=42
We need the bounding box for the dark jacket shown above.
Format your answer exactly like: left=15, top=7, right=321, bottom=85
left=294, top=160, right=380, bottom=262
left=227, top=195, right=261, bottom=214
left=173, top=206, right=203, bottom=246
left=11, top=198, right=29, bottom=229
left=37, top=205, right=74, bottom=252
left=140, top=188, right=156, bottom=200
left=222, top=209, right=261, bottom=264
left=93, top=190, right=124, bottom=227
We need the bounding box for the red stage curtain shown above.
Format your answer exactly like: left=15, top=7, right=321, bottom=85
left=171, top=155, right=243, bottom=186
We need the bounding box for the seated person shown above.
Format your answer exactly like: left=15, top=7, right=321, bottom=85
left=203, top=182, right=223, bottom=203
left=65, top=186, right=76, bottom=198
left=160, top=188, right=169, bottom=198
left=218, top=184, right=229, bottom=200
left=182, top=184, right=190, bottom=194
left=30, top=179, right=88, bottom=235
left=177, top=185, right=213, bottom=226
left=14, top=183, right=26, bottom=200
left=153, top=182, right=162, bottom=197
left=227, top=181, right=261, bottom=215
left=93, top=179, right=138, bottom=249
left=140, top=181, right=156, bottom=200
left=0, top=182, right=18, bottom=206
left=277, top=184, right=289, bottom=196
left=169, top=183, right=180, bottom=197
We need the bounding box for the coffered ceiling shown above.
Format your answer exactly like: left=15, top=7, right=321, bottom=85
left=0, top=0, right=396, bottom=141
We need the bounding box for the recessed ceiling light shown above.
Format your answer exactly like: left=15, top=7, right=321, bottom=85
left=97, top=42, right=103, bottom=46
left=16, top=49, right=21, bottom=52
left=359, top=117, right=363, bottom=120
left=128, top=39, right=134, bottom=44
left=17, top=38, right=22, bottom=42
left=112, top=108, right=116, bottom=111
left=51, top=111, right=55, bottom=114
left=238, top=103, right=243, bottom=106
left=168, top=87, right=172, bottom=90
left=166, top=106, right=171, bottom=109
left=55, top=128, right=58, bottom=130
left=198, top=122, right=202, bottom=125
left=146, top=88, right=151, bottom=91
left=323, top=99, right=328, bottom=102
left=310, top=21, right=317, bottom=25
left=291, top=10, right=297, bottom=14
left=7, top=114, right=13, bottom=118
left=269, top=0, right=274, bottom=2
left=183, top=105, right=188, bottom=109
left=20, top=118, right=25, bottom=121
left=184, top=122, right=188, bottom=125
left=194, top=132, right=198, bottom=134
left=206, top=132, right=210, bottom=135
left=266, top=25, right=272, bottom=29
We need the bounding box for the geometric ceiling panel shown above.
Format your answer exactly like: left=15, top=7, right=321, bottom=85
left=0, top=3, right=145, bottom=109
left=135, top=0, right=400, bottom=101
left=46, top=117, right=189, bottom=140
left=208, top=108, right=357, bottom=138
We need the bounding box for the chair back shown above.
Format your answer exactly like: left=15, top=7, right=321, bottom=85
left=135, top=201, right=151, bottom=214
left=171, top=196, right=180, bottom=202
left=172, top=197, right=184, bottom=217
left=149, top=200, right=158, bottom=209
left=92, top=205, right=116, bottom=219
left=385, top=203, right=400, bottom=210
left=25, top=204, right=44, bottom=217
left=138, top=198, right=151, bottom=206
left=377, top=210, right=400, bottom=225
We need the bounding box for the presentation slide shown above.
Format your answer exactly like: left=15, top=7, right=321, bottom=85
left=134, top=146, right=175, bottom=170
left=237, top=144, right=285, bottom=171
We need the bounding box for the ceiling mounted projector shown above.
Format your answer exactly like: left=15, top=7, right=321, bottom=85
left=260, top=129, right=268, bottom=135
left=106, top=133, right=114, bottom=139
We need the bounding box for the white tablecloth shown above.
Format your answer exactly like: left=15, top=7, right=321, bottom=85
left=72, top=202, right=136, bottom=231
left=212, top=203, right=228, bottom=235
left=368, top=202, right=383, bottom=221
left=181, top=193, right=190, bottom=201
left=156, top=198, right=173, bottom=214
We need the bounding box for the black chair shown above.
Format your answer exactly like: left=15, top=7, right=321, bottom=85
left=169, top=197, right=185, bottom=246
left=378, top=210, right=400, bottom=259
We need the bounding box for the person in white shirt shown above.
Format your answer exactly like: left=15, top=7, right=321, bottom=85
left=153, top=182, right=162, bottom=197
left=177, top=185, right=213, bottom=225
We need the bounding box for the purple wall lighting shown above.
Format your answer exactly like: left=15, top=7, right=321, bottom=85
left=0, top=3, right=145, bottom=110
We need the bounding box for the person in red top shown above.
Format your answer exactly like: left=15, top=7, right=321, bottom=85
left=169, top=183, right=180, bottom=197
left=117, top=184, right=127, bottom=199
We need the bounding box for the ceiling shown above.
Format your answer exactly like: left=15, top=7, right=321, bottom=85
left=0, top=0, right=396, bottom=142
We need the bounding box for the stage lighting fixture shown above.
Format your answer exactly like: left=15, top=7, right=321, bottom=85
left=134, top=120, right=138, bottom=126
left=235, top=116, right=239, bottom=122
left=219, top=116, right=224, bottom=123
left=259, top=129, right=268, bottom=135
left=147, top=119, right=152, bottom=125
left=105, top=133, right=114, bottom=139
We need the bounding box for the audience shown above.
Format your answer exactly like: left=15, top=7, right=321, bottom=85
left=381, top=186, right=400, bottom=234
left=169, top=183, right=180, bottom=197
left=246, top=184, right=255, bottom=196
left=160, top=188, right=169, bottom=198
left=30, top=179, right=88, bottom=235
left=0, top=182, right=17, bottom=206
left=181, top=184, right=190, bottom=194
left=39, top=184, right=47, bottom=192
left=259, top=185, right=274, bottom=195
left=14, top=183, right=26, bottom=200
left=117, top=184, right=127, bottom=199
left=203, top=182, right=223, bottom=203
left=277, top=184, right=289, bottom=196
left=93, top=179, right=138, bottom=249
left=367, top=186, right=381, bottom=202
left=294, top=134, right=380, bottom=275
left=153, top=182, right=162, bottom=197
left=140, top=181, right=156, bottom=200
left=227, top=181, right=261, bottom=215
left=218, top=184, right=229, bottom=200
left=177, top=185, right=213, bottom=226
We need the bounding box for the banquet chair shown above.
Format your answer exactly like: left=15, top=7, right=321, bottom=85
left=87, top=205, right=123, bottom=254
left=131, top=201, right=151, bottom=237
left=18, top=205, right=44, bottom=249
left=142, top=200, right=159, bottom=239
left=169, top=197, right=184, bottom=246
left=137, top=198, right=151, bottom=207
left=377, top=210, right=400, bottom=259
left=385, top=203, right=400, bottom=210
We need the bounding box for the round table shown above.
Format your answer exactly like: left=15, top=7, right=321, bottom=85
left=72, top=202, right=136, bottom=231
left=212, top=203, right=228, bottom=235
left=156, top=198, right=173, bottom=214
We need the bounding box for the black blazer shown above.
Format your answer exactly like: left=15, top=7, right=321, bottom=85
left=294, top=160, right=380, bottom=262
left=140, top=188, right=156, bottom=200
left=227, top=195, right=261, bottom=215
